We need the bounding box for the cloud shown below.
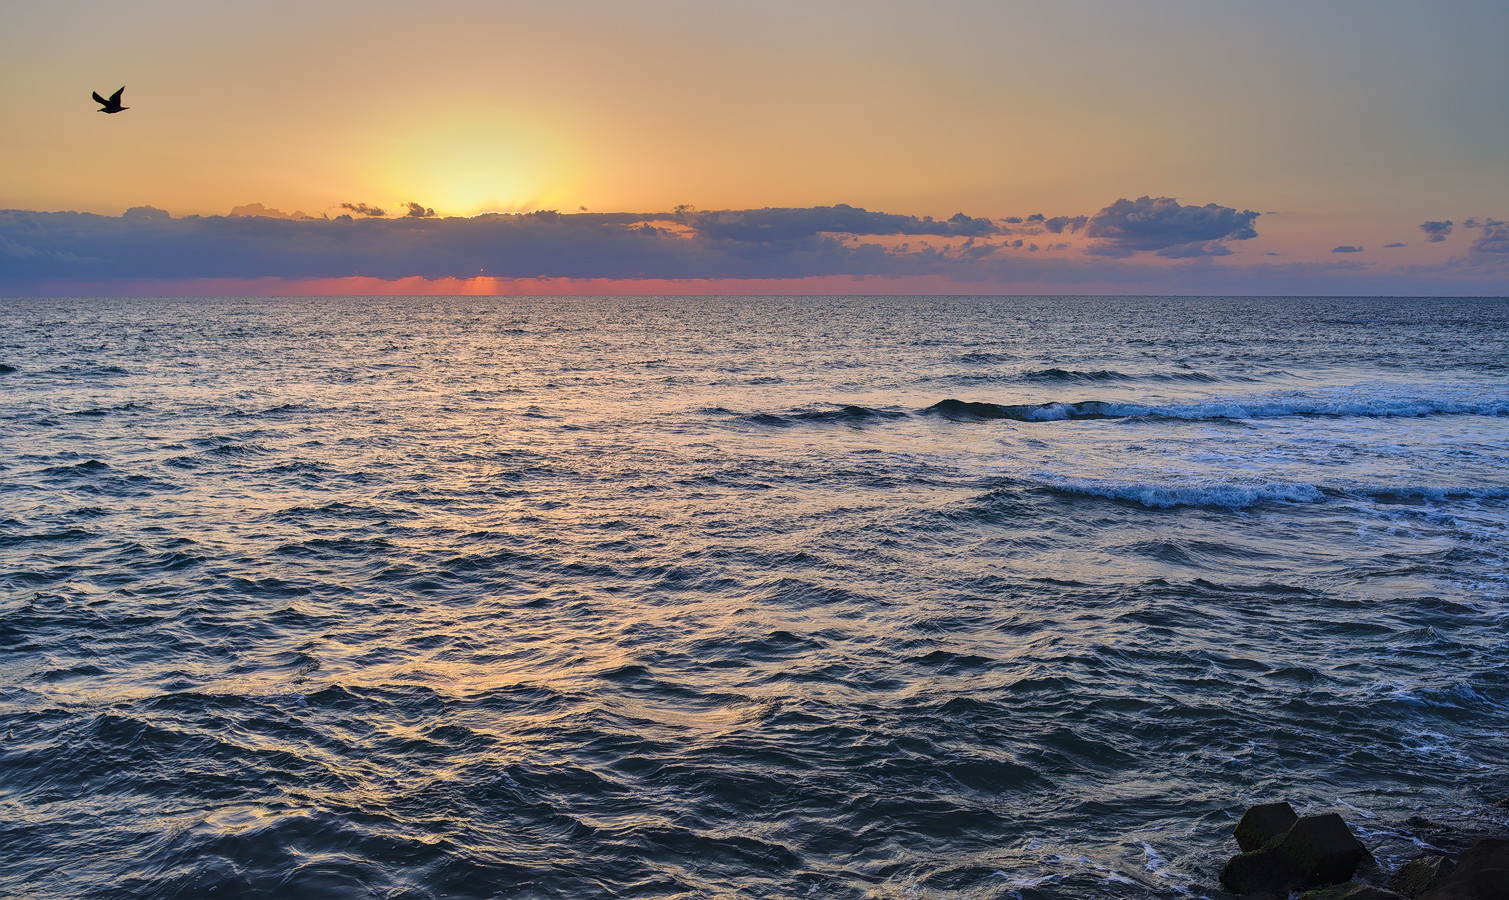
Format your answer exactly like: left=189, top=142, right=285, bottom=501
left=340, top=202, right=387, bottom=217
left=0, top=205, right=1153, bottom=292
left=402, top=201, right=436, bottom=219
left=1042, top=215, right=1088, bottom=234
left=123, top=206, right=171, bottom=221
left=1465, top=217, right=1509, bottom=255
left=230, top=203, right=309, bottom=220
left=1332, top=245, right=1364, bottom=253
left=1418, top=220, right=1453, bottom=242
left=1156, top=241, right=1234, bottom=259
left=1382, top=242, right=1407, bottom=248
left=1083, top=196, right=1258, bottom=257
left=676, top=203, right=996, bottom=242
left=5, top=202, right=1505, bottom=295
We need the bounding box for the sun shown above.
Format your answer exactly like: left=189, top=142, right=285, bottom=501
left=373, top=112, right=579, bottom=216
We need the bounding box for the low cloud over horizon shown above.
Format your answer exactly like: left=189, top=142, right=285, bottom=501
left=2, top=197, right=1504, bottom=295
left=1083, top=196, right=1259, bottom=259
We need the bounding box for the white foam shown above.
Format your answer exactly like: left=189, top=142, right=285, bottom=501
left=1334, top=797, right=1375, bottom=818
left=1046, top=477, right=1326, bottom=509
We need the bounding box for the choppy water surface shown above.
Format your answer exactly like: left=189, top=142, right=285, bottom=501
left=2, top=295, right=1507, bottom=899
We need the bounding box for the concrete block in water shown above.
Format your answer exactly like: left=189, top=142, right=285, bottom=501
left=1385, top=855, right=1454, bottom=899
left=1300, top=886, right=1407, bottom=900
left=1282, top=813, right=1372, bottom=887
left=1419, top=838, right=1509, bottom=900
left=1236, top=801, right=1301, bottom=852
left=1221, top=811, right=1370, bottom=896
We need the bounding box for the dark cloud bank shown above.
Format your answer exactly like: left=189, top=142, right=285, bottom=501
left=1, top=197, right=1253, bottom=277
left=0, top=198, right=1501, bottom=293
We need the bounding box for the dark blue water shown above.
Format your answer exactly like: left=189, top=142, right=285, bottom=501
left=2, top=295, right=1507, bottom=898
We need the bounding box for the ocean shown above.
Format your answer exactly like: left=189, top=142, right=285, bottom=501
left=2, top=294, right=1506, bottom=898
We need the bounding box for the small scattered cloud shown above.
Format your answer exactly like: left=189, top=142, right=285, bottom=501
left=1083, top=196, right=1258, bottom=258
left=1332, top=245, right=1364, bottom=253
left=1042, top=215, right=1088, bottom=234
left=402, top=201, right=436, bottom=219
left=340, top=202, right=386, bottom=217
left=1464, top=217, right=1509, bottom=255
left=1382, top=242, right=1407, bottom=249
left=1419, top=220, right=1453, bottom=242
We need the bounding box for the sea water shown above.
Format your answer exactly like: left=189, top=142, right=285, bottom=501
left=1, top=295, right=1506, bottom=898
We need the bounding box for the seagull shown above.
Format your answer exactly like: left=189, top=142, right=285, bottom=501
left=92, top=87, right=127, bottom=114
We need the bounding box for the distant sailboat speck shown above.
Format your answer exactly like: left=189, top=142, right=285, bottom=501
left=92, top=87, right=127, bottom=113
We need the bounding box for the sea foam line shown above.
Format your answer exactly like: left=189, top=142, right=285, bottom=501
left=1039, top=478, right=1326, bottom=509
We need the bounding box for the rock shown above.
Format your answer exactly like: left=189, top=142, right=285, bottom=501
left=1386, top=856, right=1454, bottom=899
left=1299, top=886, right=1408, bottom=900
left=1222, top=842, right=1295, bottom=897
left=1238, top=802, right=1301, bottom=852
left=1419, top=838, right=1509, bottom=900
left=1221, top=813, right=1370, bottom=896
left=1281, top=814, right=1373, bottom=887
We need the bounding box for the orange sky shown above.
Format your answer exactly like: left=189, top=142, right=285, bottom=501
left=2, top=1, right=1507, bottom=290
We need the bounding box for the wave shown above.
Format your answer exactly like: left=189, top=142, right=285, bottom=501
left=1029, top=478, right=1509, bottom=511
left=44, top=364, right=130, bottom=377
left=1020, top=367, right=1221, bottom=384
left=922, top=392, right=1509, bottom=422
left=1040, top=478, right=1327, bottom=509
left=1021, top=368, right=1133, bottom=382
left=737, top=404, right=909, bottom=427
left=40, top=459, right=113, bottom=478
left=223, top=403, right=314, bottom=419
left=0, top=363, right=17, bottom=374
left=1353, top=485, right=1509, bottom=504
left=720, top=385, right=1508, bottom=430
left=69, top=402, right=147, bottom=417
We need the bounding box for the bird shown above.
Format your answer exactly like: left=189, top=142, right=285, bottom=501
left=92, top=87, right=127, bottom=114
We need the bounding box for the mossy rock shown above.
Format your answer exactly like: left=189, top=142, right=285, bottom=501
left=1298, top=886, right=1406, bottom=900
left=1385, top=856, right=1453, bottom=899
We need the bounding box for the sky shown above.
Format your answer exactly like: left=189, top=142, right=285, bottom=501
left=2, top=0, right=1506, bottom=295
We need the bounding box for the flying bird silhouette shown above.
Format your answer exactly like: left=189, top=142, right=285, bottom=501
left=92, top=87, right=127, bottom=114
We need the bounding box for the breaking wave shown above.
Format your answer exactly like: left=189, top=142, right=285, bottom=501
left=1037, top=478, right=1327, bottom=509
left=922, top=391, right=1509, bottom=423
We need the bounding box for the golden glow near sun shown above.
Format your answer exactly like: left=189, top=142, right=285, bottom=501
left=373, top=113, right=579, bottom=217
